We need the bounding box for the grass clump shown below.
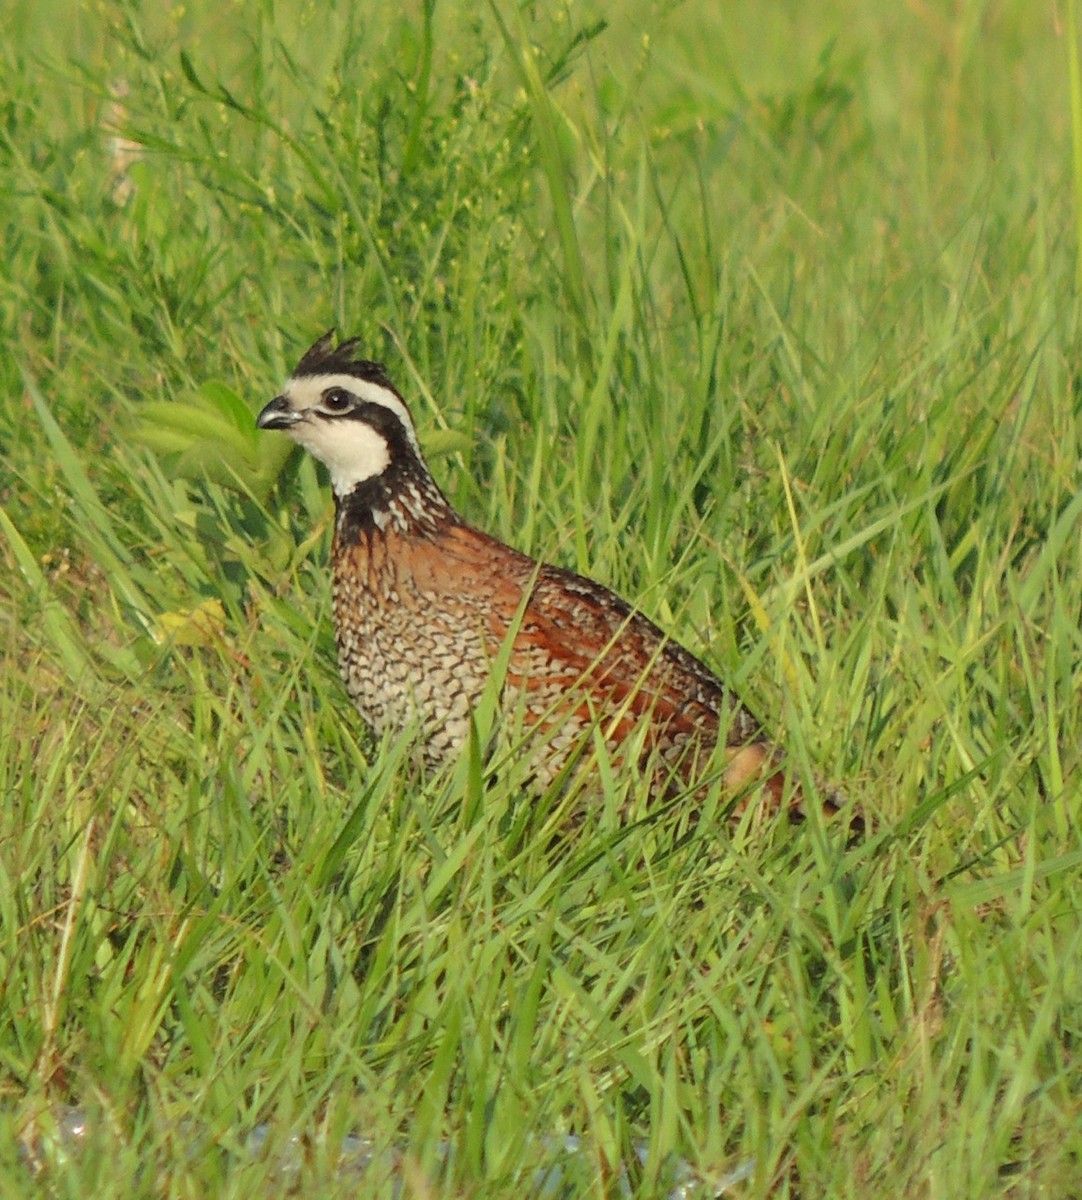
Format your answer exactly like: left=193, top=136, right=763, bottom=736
left=0, top=1, right=1079, bottom=1196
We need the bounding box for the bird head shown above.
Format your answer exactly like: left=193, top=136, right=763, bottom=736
left=257, top=331, right=424, bottom=498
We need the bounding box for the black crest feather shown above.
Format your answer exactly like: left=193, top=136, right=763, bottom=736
left=292, top=330, right=395, bottom=389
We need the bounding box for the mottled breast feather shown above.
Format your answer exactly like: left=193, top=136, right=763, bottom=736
left=332, top=512, right=786, bottom=804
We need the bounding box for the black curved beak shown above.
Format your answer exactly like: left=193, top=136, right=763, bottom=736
left=256, top=395, right=301, bottom=431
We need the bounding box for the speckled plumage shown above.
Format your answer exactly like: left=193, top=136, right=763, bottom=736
left=257, top=332, right=804, bottom=811
left=331, top=513, right=773, bottom=794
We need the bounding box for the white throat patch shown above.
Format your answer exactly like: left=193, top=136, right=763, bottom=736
left=298, top=420, right=392, bottom=496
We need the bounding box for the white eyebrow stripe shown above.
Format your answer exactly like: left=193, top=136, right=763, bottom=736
left=284, top=372, right=421, bottom=453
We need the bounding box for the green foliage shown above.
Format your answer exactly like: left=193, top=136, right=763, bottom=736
left=135, top=380, right=290, bottom=499
left=0, top=1, right=1079, bottom=1197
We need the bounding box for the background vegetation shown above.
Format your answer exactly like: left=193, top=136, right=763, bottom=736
left=1, top=1, right=1079, bottom=1195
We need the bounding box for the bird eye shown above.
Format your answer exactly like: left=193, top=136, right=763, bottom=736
left=322, top=388, right=353, bottom=413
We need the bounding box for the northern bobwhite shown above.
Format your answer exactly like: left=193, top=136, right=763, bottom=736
left=257, top=332, right=808, bottom=815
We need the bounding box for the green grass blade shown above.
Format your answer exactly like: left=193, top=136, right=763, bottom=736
left=20, top=365, right=155, bottom=631
left=0, top=505, right=97, bottom=685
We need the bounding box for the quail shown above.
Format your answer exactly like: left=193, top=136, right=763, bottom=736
left=257, top=332, right=817, bottom=816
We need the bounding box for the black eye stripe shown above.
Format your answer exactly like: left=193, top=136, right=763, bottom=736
left=354, top=401, right=408, bottom=435
left=329, top=400, right=417, bottom=460
left=309, top=390, right=414, bottom=455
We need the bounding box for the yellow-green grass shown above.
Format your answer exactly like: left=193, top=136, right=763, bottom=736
left=1, top=2, right=1079, bottom=1196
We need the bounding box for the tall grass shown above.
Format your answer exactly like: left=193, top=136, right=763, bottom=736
left=0, top=1, right=1079, bottom=1196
